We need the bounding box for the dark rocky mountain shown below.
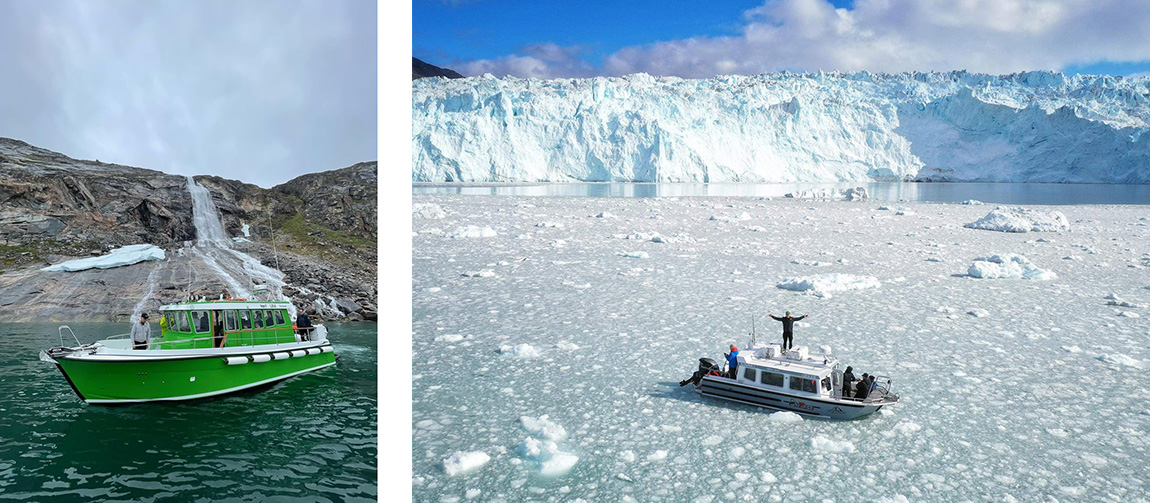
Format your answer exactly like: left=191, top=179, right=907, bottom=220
left=413, top=57, right=464, bottom=80
left=0, top=137, right=376, bottom=322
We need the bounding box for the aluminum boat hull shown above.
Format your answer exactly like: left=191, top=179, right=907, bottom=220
left=697, top=375, right=893, bottom=420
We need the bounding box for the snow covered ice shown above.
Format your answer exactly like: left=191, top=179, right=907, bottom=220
left=964, top=206, right=1071, bottom=233
left=41, top=244, right=165, bottom=272
left=413, top=194, right=1150, bottom=503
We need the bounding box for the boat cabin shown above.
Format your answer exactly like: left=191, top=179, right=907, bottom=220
left=735, top=344, right=840, bottom=399
left=155, top=300, right=298, bottom=349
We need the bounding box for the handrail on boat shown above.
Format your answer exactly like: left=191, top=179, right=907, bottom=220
left=58, top=326, right=82, bottom=347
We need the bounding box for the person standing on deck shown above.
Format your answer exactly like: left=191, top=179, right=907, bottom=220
left=131, top=313, right=151, bottom=350
left=295, top=308, right=314, bottom=341
left=842, top=366, right=857, bottom=398
left=768, top=311, right=808, bottom=352
left=725, top=345, right=739, bottom=378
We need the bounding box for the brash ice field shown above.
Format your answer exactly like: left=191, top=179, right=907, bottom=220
left=411, top=194, right=1150, bottom=503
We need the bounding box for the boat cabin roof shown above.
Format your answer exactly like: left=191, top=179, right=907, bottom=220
left=159, top=300, right=292, bottom=312
left=737, top=345, right=837, bottom=379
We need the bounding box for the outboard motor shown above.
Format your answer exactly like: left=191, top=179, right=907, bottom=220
left=680, top=357, right=722, bottom=387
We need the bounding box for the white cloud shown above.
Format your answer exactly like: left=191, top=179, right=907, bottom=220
left=459, top=0, right=1150, bottom=78
left=458, top=43, right=595, bottom=78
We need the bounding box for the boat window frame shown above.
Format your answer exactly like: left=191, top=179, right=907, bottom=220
left=760, top=371, right=784, bottom=387
left=273, top=310, right=286, bottom=326
left=191, top=310, right=211, bottom=334
left=265, top=310, right=277, bottom=327
left=239, top=309, right=252, bottom=330
left=175, top=311, right=191, bottom=333
left=225, top=310, right=237, bottom=331
left=253, top=310, right=265, bottom=329
left=742, top=367, right=757, bottom=382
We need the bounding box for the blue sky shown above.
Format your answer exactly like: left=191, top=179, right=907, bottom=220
left=413, top=0, right=1150, bottom=79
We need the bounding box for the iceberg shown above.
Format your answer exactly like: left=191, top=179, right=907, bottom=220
left=964, top=207, right=1070, bottom=233
left=41, top=244, right=166, bottom=272
left=413, top=71, right=1150, bottom=183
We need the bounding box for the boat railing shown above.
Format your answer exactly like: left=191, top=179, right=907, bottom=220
left=58, top=325, right=82, bottom=347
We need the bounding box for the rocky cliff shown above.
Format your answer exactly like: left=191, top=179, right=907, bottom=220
left=0, top=137, right=377, bottom=322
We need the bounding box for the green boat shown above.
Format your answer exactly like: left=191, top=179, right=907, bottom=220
left=40, top=300, right=336, bottom=404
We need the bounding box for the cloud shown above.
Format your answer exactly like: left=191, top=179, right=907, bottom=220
left=0, top=0, right=376, bottom=187
left=458, top=43, right=595, bottom=78
left=458, top=0, right=1150, bottom=78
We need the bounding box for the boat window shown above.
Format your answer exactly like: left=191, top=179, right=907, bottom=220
left=742, top=368, right=757, bottom=382
left=803, top=379, right=817, bottom=393
left=239, top=310, right=252, bottom=330
left=225, top=310, right=237, bottom=331
left=822, top=377, right=832, bottom=392
left=273, top=310, right=285, bottom=326
left=265, top=310, right=277, bottom=327
left=760, top=371, right=784, bottom=387
left=191, top=310, right=211, bottom=333
left=175, top=311, right=191, bottom=333
left=789, top=376, right=803, bottom=391
left=253, top=310, right=264, bottom=329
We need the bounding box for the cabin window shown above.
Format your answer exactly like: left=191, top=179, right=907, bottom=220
left=789, top=376, right=803, bottom=391
left=822, top=377, right=832, bottom=392
left=239, top=310, right=252, bottom=330
left=175, top=312, right=191, bottom=333
left=265, top=310, right=277, bottom=327
left=273, top=310, right=285, bottom=326
left=225, top=310, right=237, bottom=331
left=191, top=310, right=211, bottom=333
left=789, top=376, right=817, bottom=393
left=253, top=310, right=265, bottom=329
left=760, top=372, right=784, bottom=387
left=742, top=368, right=757, bottom=381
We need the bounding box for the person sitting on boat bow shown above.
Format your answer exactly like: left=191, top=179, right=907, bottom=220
left=131, top=313, right=151, bottom=350
left=725, top=345, right=739, bottom=378
left=768, top=311, right=808, bottom=352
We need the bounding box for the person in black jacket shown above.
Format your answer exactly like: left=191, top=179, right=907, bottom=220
left=768, top=311, right=808, bottom=352
left=296, top=309, right=313, bottom=341
left=842, top=366, right=857, bottom=398
left=854, top=373, right=870, bottom=400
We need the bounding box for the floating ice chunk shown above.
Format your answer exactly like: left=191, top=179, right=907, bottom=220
left=617, top=251, right=649, bottom=259
left=434, top=334, right=469, bottom=343
left=451, top=225, right=497, bottom=238
left=792, top=259, right=831, bottom=267
left=709, top=212, right=752, bottom=222
left=42, top=244, right=166, bottom=272
left=893, top=421, right=922, bottom=434
left=516, top=437, right=579, bottom=476
left=1061, top=345, right=1082, bottom=353
left=961, top=199, right=985, bottom=205
left=554, top=342, right=580, bottom=351
left=1104, top=294, right=1146, bottom=308
left=895, top=210, right=914, bottom=216
left=442, top=451, right=491, bottom=476
left=875, top=496, right=911, bottom=503
left=768, top=411, right=804, bottom=423
left=464, top=489, right=481, bottom=499
left=968, top=254, right=1056, bottom=280
left=616, top=473, right=633, bottom=482
left=810, top=436, right=855, bottom=453
left=964, top=206, right=1070, bottom=233
left=536, top=222, right=564, bottom=228
left=967, top=309, right=990, bottom=317
left=786, top=187, right=867, bottom=201
left=413, top=202, right=447, bottom=219
left=777, top=274, right=881, bottom=295
left=462, top=269, right=497, bottom=278
left=618, top=450, right=636, bottom=463
left=646, top=450, right=668, bottom=461
left=519, top=415, right=567, bottom=441
left=701, top=435, right=723, bottom=446
left=499, top=344, right=541, bottom=358
left=1097, top=354, right=1145, bottom=369
left=596, top=212, right=617, bottom=219
left=761, top=472, right=777, bottom=484
left=1118, top=311, right=1141, bottom=318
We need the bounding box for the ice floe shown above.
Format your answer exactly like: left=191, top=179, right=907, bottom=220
left=785, top=187, right=868, bottom=201
left=777, top=273, right=881, bottom=296
left=414, top=202, right=447, bottom=219
left=967, top=254, right=1057, bottom=280
left=964, top=206, right=1070, bottom=233
left=41, top=244, right=166, bottom=272
left=498, top=344, right=541, bottom=358
left=461, top=269, right=497, bottom=278
left=768, top=411, right=803, bottom=423
left=810, top=436, right=856, bottom=453
left=616, top=251, right=649, bottom=259
left=451, top=225, right=497, bottom=238
left=442, top=451, right=491, bottom=477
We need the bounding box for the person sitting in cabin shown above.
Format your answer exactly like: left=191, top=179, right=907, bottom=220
left=130, top=313, right=151, bottom=350
left=854, top=373, right=870, bottom=400
left=724, top=345, right=739, bottom=378
left=212, top=310, right=224, bottom=348
left=296, top=308, right=313, bottom=341
left=842, top=366, right=857, bottom=398
left=768, top=311, right=808, bottom=352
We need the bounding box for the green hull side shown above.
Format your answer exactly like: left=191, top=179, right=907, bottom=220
left=56, top=352, right=336, bottom=403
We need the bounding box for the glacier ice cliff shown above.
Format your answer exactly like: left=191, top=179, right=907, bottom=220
left=412, top=71, right=1150, bottom=183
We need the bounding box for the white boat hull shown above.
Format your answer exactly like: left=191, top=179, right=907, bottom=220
left=697, top=375, right=895, bottom=420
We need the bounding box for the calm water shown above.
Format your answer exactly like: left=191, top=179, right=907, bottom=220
left=413, top=182, right=1150, bottom=204
left=0, top=322, right=376, bottom=502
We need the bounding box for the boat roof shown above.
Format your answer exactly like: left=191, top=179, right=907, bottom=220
left=737, top=346, right=837, bottom=379
left=158, top=300, right=292, bottom=312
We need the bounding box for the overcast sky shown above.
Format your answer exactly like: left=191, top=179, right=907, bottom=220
left=0, top=0, right=376, bottom=188
left=414, top=0, right=1150, bottom=79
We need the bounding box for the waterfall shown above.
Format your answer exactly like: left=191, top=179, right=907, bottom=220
left=185, top=176, right=289, bottom=303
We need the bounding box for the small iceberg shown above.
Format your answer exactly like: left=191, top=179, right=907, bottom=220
left=967, top=254, right=1056, bottom=280
left=964, top=206, right=1070, bottom=233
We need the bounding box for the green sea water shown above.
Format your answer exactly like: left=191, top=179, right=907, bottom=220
left=0, top=322, right=377, bottom=502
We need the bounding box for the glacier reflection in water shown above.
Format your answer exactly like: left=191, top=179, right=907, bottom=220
left=413, top=182, right=1150, bottom=205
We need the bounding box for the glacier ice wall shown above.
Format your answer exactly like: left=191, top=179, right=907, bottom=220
left=412, top=71, right=1150, bottom=183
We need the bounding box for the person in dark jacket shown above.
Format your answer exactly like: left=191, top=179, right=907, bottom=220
left=854, top=373, right=870, bottom=400
left=869, top=375, right=878, bottom=393
left=296, top=309, right=313, bottom=341
left=725, top=345, right=739, bottom=378
left=842, top=366, right=857, bottom=398
left=768, top=311, right=808, bottom=352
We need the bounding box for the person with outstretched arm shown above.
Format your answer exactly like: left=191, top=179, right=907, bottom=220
left=768, top=311, right=808, bottom=352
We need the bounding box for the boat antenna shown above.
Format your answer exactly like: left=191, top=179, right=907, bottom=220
left=750, top=314, right=756, bottom=346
